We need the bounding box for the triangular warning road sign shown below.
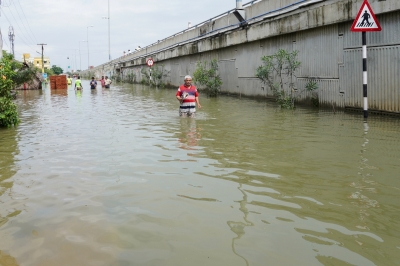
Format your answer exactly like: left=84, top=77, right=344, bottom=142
left=351, top=0, right=382, bottom=32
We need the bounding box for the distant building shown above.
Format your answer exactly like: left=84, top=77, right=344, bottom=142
left=21, top=53, right=51, bottom=70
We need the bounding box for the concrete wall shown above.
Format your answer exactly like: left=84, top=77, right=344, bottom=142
left=84, top=0, right=400, bottom=113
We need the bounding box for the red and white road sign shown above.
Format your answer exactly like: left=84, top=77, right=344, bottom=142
left=351, top=0, right=381, bottom=32
left=146, top=58, right=154, bottom=67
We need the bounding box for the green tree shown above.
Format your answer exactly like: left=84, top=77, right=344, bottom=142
left=1, top=53, right=40, bottom=87
left=123, top=71, right=136, bottom=84
left=44, top=68, right=55, bottom=76
left=193, top=59, right=222, bottom=97
left=255, top=49, right=318, bottom=109
left=51, top=65, right=63, bottom=75
left=0, top=51, right=19, bottom=127
left=140, top=65, right=169, bottom=87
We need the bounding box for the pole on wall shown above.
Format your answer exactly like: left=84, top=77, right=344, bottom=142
left=362, top=32, right=368, bottom=119
left=350, top=0, right=381, bottom=119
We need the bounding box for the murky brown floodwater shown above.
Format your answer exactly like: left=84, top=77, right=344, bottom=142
left=0, top=81, right=399, bottom=266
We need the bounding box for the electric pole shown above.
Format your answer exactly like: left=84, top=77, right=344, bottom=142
left=37, top=43, right=47, bottom=73
left=8, top=26, right=15, bottom=57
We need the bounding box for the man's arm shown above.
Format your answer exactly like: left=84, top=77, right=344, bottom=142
left=195, top=97, right=201, bottom=108
left=176, top=90, right=183, bottom=102
left=176, top=95, right=183, bottom=102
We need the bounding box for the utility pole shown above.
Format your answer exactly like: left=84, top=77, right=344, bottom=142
left=87, top=26, right=94, bottom=70
left=79, top=40, right=87, bottom=71
left=74, top=49, right=77, bottom=72
left=37, top=43, right=47, bottom=73
left=102, top=0, right=111, bottom=61
left=108, top=0, right=111, bottom=60
left=8, top=26, right=15, bottom=57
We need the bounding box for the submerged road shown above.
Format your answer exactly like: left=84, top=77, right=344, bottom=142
left=0, top=80, right=399, bottom=265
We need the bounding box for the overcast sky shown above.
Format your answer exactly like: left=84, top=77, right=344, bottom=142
left=0, top=0, right=242, bottom=71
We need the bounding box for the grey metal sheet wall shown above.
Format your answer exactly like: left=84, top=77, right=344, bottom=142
left=236, top=41, right=264, bottom=78
left=169, top=59, right=181, bottom=85
left=260, top=33, right=296, bottom=55
left=238, top=77, right=268, bottom=97
left=342, top=49, right=362, bottom=108
left=296, top=24, right=342, bottom=78
left=368, top=46, right=400, bottom=112
left=343, top=46, right=400, bottom=113
left=218, top=60, right=239, bottom=93
left=297, top=78, right=344, bottom=108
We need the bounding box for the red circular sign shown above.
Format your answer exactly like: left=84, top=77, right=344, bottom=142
left=146, top=58, right=154, bottom=67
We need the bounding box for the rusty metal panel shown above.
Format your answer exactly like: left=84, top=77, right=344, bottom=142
left=343, top=46, right=400, bottom=113
left=297, top=24, right=341, bottom=78
left=342, top=11, right=400, bottom=49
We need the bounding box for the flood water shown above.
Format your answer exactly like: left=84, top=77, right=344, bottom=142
left=0, top=81, right=400, bottom=266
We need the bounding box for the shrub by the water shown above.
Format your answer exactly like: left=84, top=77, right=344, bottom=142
left=0, top=52, right=19, bottom=127
left=255, top=49, right=318, bottom=109
left=193, top=59, right=222, bottom=97
left=140, top=65, right=169, bottom=87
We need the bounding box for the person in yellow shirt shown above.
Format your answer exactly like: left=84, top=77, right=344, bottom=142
left=67, top=76, right=72, bottom=85
left=75, top=76, right=83, bottom=90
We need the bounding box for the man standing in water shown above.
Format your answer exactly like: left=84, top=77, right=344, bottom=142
left=100, top=76, right=106, bottom=88
left=67, top=76, right=72, bottom=86
left=104, top=76, right=112, bottom=89
left=90, top=77, right=97, bottom=90
left=176, top=75, right=201, bottom=117
left=75, top=76, right=83, bottom=90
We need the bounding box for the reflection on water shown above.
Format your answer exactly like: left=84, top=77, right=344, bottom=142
left=178, top=118, right=202, bottom=150
left=228, top=184, right=251, bottom=266
left=0, top=119, right=20, bottom=235
left=0, top=81, right=399, bottom=265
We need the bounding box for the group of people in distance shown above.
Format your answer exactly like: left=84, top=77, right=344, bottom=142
left=68, top=74, right=202, bottom=118
left=66, top=75, right=112, bottom=90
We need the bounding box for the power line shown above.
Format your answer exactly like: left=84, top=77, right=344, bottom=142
left=1, top=31, right=10, bottom=50
left=0, top=6, right=37, bottom=52
left=9, top=0, right=37, bottom=44
left=15, top=0, right=38, bottom=44
left=0, top=0, right=12, bottom=8
left=2, top=4, right=36, bottom=47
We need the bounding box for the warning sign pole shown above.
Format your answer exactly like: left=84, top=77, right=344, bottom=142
left=362, top=31, right=368, bottom=119
left=351, top=0, right=382, bottom=119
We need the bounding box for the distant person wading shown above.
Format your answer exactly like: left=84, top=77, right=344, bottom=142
left=90, top=77, right=97, bottom=90
left=100, top=76, right=105, bottom=88
left=105, top=76, right=112, bottom=89
left=176, top=75, right=201, bottom=117
left=75, top=76, right=83, bottom=90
